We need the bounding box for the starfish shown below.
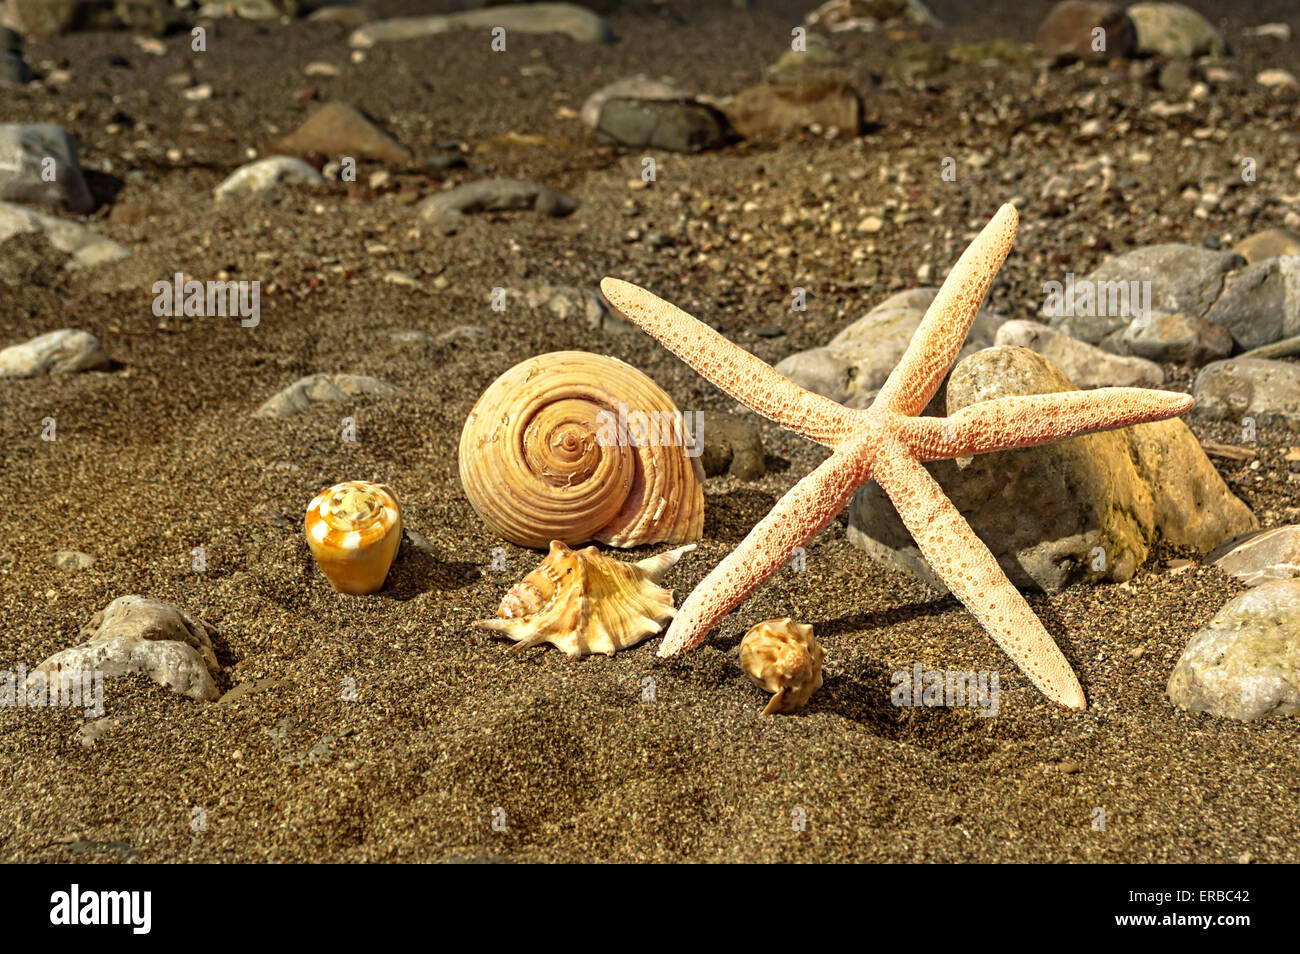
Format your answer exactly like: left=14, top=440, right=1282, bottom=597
left=600, top=203, right=1195, bottom=711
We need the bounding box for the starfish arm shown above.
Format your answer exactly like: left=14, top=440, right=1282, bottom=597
left=870, top=434, right=1086, bottom=710
left=898, top=388, right=1195, bottom=461
left=658, top=446, right=869, bottom=657
left=599, top=277, right=857, bottom=447
left=875, top=203, right=1019, bottom=417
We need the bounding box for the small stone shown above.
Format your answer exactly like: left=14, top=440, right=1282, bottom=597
left=254, top=373, right=402, bottom=418
left=49, top=551, right=94, bottom=571
left=723, top=80, right=862, bottom=141
left=349, top=4, right=614, bottom=48
left=268, top=101, right=412, bottom=166
left=1128, top=2, right=1226, bottom=58
left=1231, top=229, right=1300, bottom=264
left=1034, top=2, right=1137, bottom=63
left=595, top=98, right=731, bottom=153
left=1208, top=526, right=1300, bottom=587
left=214, top=156, right=325, bottom=198
left=417, top=179, right=579, bottom=233
left=0, top=51, right=31, bottom=86
left=580, top=76, right=689, bottom=128
left=1194, top=358, right=1300, bottom=428
left=0, top=329, right=109, bottom=377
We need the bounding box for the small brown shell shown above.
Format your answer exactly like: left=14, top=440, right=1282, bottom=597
left=739, top=618, right=824, bottom=715
left=474, top=540, right=694, bottom=657
left=458, top=351, right=704, bottom=549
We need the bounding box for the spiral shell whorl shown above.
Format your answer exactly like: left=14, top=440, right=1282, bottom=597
left=459, top=351, right=704, bottom=549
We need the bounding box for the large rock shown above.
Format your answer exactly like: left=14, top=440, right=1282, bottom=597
left=1127, top=2, right=1226, bottom=58
left=29, top=596, right=220, bottom=702
left=0, top=124, right=95, bottom=214
left=995, top=319, right=1163, bottom=388
left=1209, top=526, right=1300, bottom=588
left=1202, top=256, right=1300, bottom=351
left=214, top=156, right=325, bottom=198
left=349, top=4, right=614, bottom=48
left=847, top=346, right=1255, bottom=594
left=1193, top=358, right=1300, bottom=427
left=255, top=373, right=402, bottom=417
left=0, top=329, right=109, bottom=377
left=775, top=287, right=1006, bottom=409
left=1167, top=580, right=1300, bottom=721
left=723, top=80, right=863, bottom=140
left=417, top=178, right=579, bottom=233
left=0, top=201, right=130, bottom=268
left=595, top=98, right=731, bottom=153
left=267, top=102, right=412, bottom=167
left=1232, top=228, right=1300, bottom=264
left=1044, top=245, right=1244, bottom=346
left=1118, top=311, right=1234, bottom=366
left=1034, top=2, right=1137, bottom=63
left=580, top=76, right=690, bottom=129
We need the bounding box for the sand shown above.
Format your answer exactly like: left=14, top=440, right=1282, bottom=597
left=1, top=0, right=1299, bottom=863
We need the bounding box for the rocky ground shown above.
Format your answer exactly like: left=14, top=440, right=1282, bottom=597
left=0, top=0, right=1298, bottom=863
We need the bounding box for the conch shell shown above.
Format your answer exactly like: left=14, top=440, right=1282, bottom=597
left=458, top=351, right=704, bottom=549
left=474, top=540, right=694, bottom=657
left=304, top=481, right=403, bottom=594
left=739, top=618, right=824, bottom=715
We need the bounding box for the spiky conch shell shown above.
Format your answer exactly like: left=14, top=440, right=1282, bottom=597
left=474, top=540, right=695, bottom=657
left=739, top=618, right=824, bottom=715
left=304, top=481, right=403, bottom=595
left=458, top=351, right=704, bottom=549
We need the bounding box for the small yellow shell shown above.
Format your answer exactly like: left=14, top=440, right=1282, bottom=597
left=458, top=351, right=704, bottom=549
left=304, top=481, right=403, bottom=595
left=474, top=540, right=694, bottom=657
left=739, top=618, right=824, bottom=715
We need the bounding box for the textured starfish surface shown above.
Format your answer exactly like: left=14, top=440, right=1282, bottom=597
left=601, top=203, right=1196, bottom=711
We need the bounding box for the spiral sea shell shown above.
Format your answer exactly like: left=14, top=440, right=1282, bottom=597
left=474, top=540, right=694, bottom=657
left=458, top=351, right=704, bottom=549
left=739, top=618, right=824, bottom=715
left=304, top=481, right=403, bottom=595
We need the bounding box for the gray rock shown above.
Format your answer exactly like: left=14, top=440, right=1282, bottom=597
left=1232, top=228, right=1300, bottom=264
left=30, top=595, right=221, bottom=703
left=255, top=372, right=402, bottom=417
left=214, top=156, right=325, bottom=198
left=0, top=201, right=130, bottom=268
left=595, top=98, right=732, bottom=153
left=700, top=413, right=765, bottom=480
left=1034, top=2, right=1137, bottom=63
left=581, top=76, right=689, bottom=129
left=0, top=28, right=21, bottom=53
left=1128, top=2, right=1227, bottom=58
left=48, top=550, right=94, bottom=570
left=776, top=287, right=1006, bottom=408
left=1167, top=579, right=1300, bottom=721
left=995, top=319, right=1164, bottom=387
left=0, top=124, right=95, bottom=213
left=1209, top=526, right=1300, bottom=587
left=1203, top=256, right=1300, bottom=351
left=0, top=51, right=30, bottom=85
left=0, top=329, right=109, bottom=377
left=1193, top=358, right=1300, bottom=427
left=1044, top=245, right=1244, bottom=345
left=350, top=4, right=614, bottom=49
left=417, top=178, right=579, bottom=233
left=1119, top=312, right=1234, bottom=366
left=847, top=346, right=1255, bottom=594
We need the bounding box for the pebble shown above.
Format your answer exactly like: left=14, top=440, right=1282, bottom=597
left=214, top=156, right=325, bottom=198
left=0, top=123, right=96, bottom=213
left=254, top=373, right=403, bottom=418
left=0, top=328, right=110, bottom=377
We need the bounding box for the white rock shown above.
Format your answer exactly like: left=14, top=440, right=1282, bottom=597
left=214, top=156, right=326, bottom=198
left=0, top=329, right=109, bottom=377
left=29, top=596, right=221, bottom=703
left=0, top=200, right=130, bottom=268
